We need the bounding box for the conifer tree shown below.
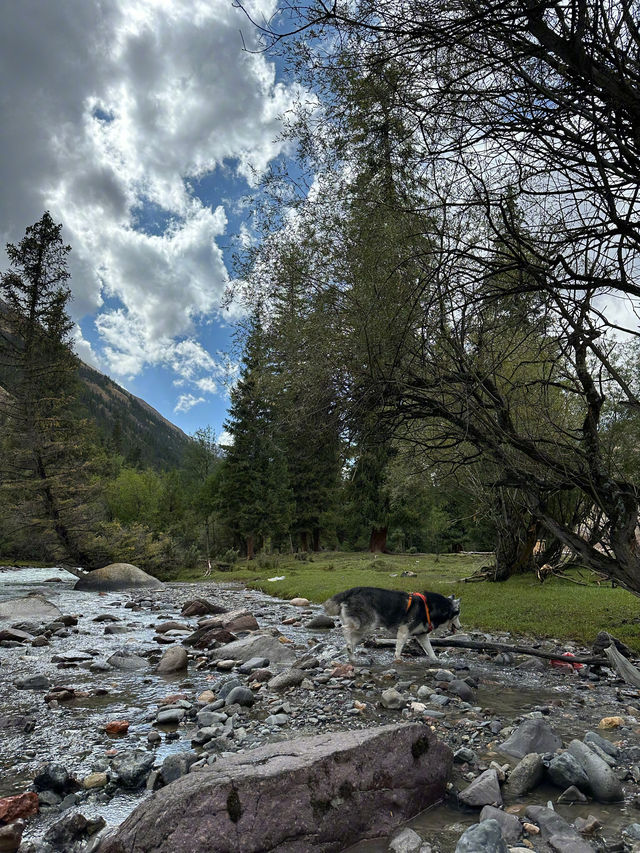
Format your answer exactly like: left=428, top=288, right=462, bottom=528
left=0, top=212, right=101, bottom=565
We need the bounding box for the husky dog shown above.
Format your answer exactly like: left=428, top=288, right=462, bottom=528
left=324, top=586, right=461, bottom=662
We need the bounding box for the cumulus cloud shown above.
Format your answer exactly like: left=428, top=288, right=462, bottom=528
left=0, top=0, right=297, bottom=413
left=175, top=393, right=206, bottom=413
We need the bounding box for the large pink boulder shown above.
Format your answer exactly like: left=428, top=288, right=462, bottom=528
left=97, top=722, right=452, bottom=853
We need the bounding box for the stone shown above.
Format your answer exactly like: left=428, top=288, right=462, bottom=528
left=43, top=812, right=106, bottom=850
left=557, top=786, right=588, bottom=804
left=268, top=669, right=306, bottom=691
left=160, top=752, right=199, bottom=786
left=208, top=632, right=297, bottom=665
left=598, top=716, right=625, bottom=730
left=479, top=806, right=522, bottom=843
left=155, top=621, right=190, bottom=633
left=567, top=739, right=624, bottom=802
left=289, top=597, right=310, bottom=606
left=181, top=598, right=227, bottom=617
left=74, top=563, right=163, bottom=591
left=0, top=793, right=38, bottom=822
left=525, top=805, right=594, bottom=852
left=381, top=689, right=405, bottom=710
left=0, top=628, right=32, bottom=643
left=449, top=680, right=475, bottom=702
left=156, top=708, right=186, bottom=724
left=156, top=646, right=188, bottom=673
left=14, top=674, right=51, bottom=690
left=82, top=773, right=108, bottom=789
left=224, top=686, right=255, bottom=707
left=505, top=753, right=544, bottom=797
left=96, top=723, right=452, bottom=853
left=110, top=751, right=155, bottom=789
left=592, top=631, right=633, bottom=658
left=547, top=752, right=590, bottom=792
left=498, top=718, right=562, bottom=759
left=454, top=819, right=508, bottom=853
left=458, top=769, right=503, bottom=807
left=389, top=827, right=423, bottom=853
left=107, top=651, right=148, bottom=671
left=306, top=615, right=335, bottom=629
left=105, top=720, right=130, bottom=735
left=237, top=657, right=270, bottom=674
left=33, top=763, right=76, bottom=794
left=574, top=815, right=602, bottom=835
left=0, top=820, right=24, bottom=853
left=0, top=594, right=62, bottom=622
left=584, top=731, right=619, bottom=758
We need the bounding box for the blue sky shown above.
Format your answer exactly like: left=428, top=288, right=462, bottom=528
left=0, top=0, right=299, bottom=441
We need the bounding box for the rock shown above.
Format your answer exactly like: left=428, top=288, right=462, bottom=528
left=224, top=686, right=255, bottom=707
left=33, top=763, right=76, bottom=795
left=107, top=651, right=147, bottom=671
left=547, top=752, right=590, bottom=792
left=267, top=669, right=306, bottom=691
left=449, top=680, right=475, bottom=702
left=389, top=827, right=423, bottom=852
left=592, top=631, right=633, bottom=658
left=14, top=674, right=51, bottom=690
left=623, top=824, right=640, bottom=841
left=0, top=820, right=24, bottom=853
left=498, top=718, right=562, bottom=759
left=237, top=657, right=270, bottom=674
left=0, top=628, right=32, bottom=643
left=82, top=773, right=108, bottom=789
left=505, top=753, right=544, bottom=797
left=525, top=805, right=593, bottom=852
left=0, top=792, right=38, bottom=822
left=306, top=615, right=335, bottom=629
left=567, top=740, right=624, bottom=802
left=584, top=731, right=619, bottom=758
left=458, top=769, right=503, bottom=808
left=381, top=689, right=405, bottom=710
left=0, top=594, right=62, bottom=622
left=43, top=812, right=106, bottom=851
left=454, top=819, right=508, bottom=853
left=557, top=785, right=588, bottom=804
left=574, top=815, right=602, bottom=835
left=181, top=598, right=227, bottom=617
left=289, top=597, right=310, bottom=606
left=110, top=751, right=155, bottom=789
left=160, top=752, right=199, bottom=786
left=479, top=806, right=522, bottom=843
left=208, top=632, right=297, bottom=665
left=598, top=716, right=625, bottom=730
left=104, top=624, right=130, bottom=635
left=155, top=621, right=190, bottom=634
left=156, top=646, right=188, bottom=673
left=96, top=723, right=452, bottom=853
left=74, top=563, right=163, bottom=591
left=156, top=708, right=186, bottom=724
left=105, top=720, right=130, bottom=735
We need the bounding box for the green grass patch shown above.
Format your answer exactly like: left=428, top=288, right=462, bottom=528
left=175, top=551, right=640, bottom=652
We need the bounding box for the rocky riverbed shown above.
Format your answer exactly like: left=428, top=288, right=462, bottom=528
left=1, top=566, right=640, bottom=853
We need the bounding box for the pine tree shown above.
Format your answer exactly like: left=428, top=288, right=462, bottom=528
left=0, top=212, right=102, bottom=565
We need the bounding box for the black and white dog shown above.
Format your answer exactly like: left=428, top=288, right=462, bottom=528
left=324, top=586, right=461, bottom=662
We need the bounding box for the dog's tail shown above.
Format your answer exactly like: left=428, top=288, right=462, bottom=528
left=323, top=590, right=349, bottom=617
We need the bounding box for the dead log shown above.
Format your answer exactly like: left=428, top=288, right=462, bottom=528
left=604, top=643, right=640, bottom=688
left=368, top=636, right=610, bottom=666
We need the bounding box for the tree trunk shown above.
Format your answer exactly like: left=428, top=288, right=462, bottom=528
left=246, top=535, right=255, bottom=560
left=299, top=531, right=309, bottom=552
left=312, top=527, right=321, bottom=552
left=369, top=526, right=388, bottom=553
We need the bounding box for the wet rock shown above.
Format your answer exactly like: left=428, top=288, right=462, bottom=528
left=498, top=718, right=562, bottom=759
left=110, top=751, right=155, bottom=789
left=598, top=716, right=625, bottom=730
left=156, top=707, right=186, bottom=724
left=104, top=625, right=130, bottom=635
left=224, top=686, right=254, bottom=707
left=389, top=827, right=423, bottom=852
left=592, top=631, right=633, bottom=659
left=306, top=615, right=335, bottom=629
left=107, top=651, right=147, bottom=671
left=33, top=764, right=77, bottom=795
left=525, top=805, right=593, bottom=852
left=557, top=785, right=588, bottom=804
left=0, top=628, right=32, bottom=643
left=82, top=773, right=108, bottom=790
left=96, top=723, right=452, bottom=853
left=449, top=680, right=475, bottom=702
left=14, top=674, right=51, bottom=690
left=0, top=595, right=62, bottom=622
left=567, top=739, right=624, bottom=802
left=547, top=752, right=590, bottom=792
left=155, top=621, right=190, bottom=634
left=584, top=731, right=618, bottom=758
left=159, top=752, right=199, bottom=786
left=43, top=812, right=106, bottom=851
left=0, top=820, right=24, bottom=853
left=208, top=632, right=296, bottom=665
left=623, top=824, right=640, bottom=841
left=264, top=713, right=289, bottom=726
left=574, top=815, right=602, bottom=835
left=505, top=753, right=544, bottom=797
left=454, top=747, right=477, bottom=764
left=458, top=769, right=503, bottom=807
left=289, top=597, right=310, bottom=607
left=104, top=720, right=130, bottom=736
left=479, top=806, right=522, bottom=844
left=381, top=689, right=405, bottom=710
left=74, top=563, right=163, bottom=592
left=0, top=792, right=39, bottom=822
left=156, top=646, right=188, bottom=673
left=267, top=669, right=306, bottom=692
left=181, top=598, right=227, bottom=617
left=454, top=819, right=508, bottom=853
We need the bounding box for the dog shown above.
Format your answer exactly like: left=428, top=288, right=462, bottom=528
left=324, top=586, right=461, bottom=662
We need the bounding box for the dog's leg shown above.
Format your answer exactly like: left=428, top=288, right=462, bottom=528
left=394, top=625, right=410, bottom=662
left=415, top=632, right=438, bottom=662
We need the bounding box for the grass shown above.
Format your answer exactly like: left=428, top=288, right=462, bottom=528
left=176, top=551, right=640, bottom=652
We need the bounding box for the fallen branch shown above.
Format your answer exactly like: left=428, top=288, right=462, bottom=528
left=368, top=636, right=611, bottom=666
left=604, top=643, right=640, bottom=688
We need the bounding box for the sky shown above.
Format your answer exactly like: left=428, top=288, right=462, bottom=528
left=0, top=0, right=299, bottom=440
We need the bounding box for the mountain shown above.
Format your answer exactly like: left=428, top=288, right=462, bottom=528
left=77, top=362, right=192, bottom=469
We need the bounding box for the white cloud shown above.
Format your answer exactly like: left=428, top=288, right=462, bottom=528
left=0, top=0, right=297, bottom=410
left=175, top=393, right=206, bottom=413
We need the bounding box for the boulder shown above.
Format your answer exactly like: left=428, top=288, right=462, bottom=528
left=504, top=753, right=544, bottom=797
left=181, top=598, right=227, bottom=617
left=96, top=723, right=452, bottom=853
left=525, top=805, right=593, bottom=852
left=156, top=646, right=188, bottom=673
left=479, top=806, right=522, bottom=844
left=0, top=595, right=61, bottom=622
left=110, top=751, right=155, bottom=789
left=0, top=793, right=38, bottom=823
left=458, top=769, right=503, bottom=808
left=454, top=820, right=508, bottom=853
left=74, top=563, right=163, bottom=592
left=567, top=739, right=624, bottom=802
left=547, top=752, right=590, bottom=792
left=208, top=632, right=297, bottom=665
left=498, top=719, right=561, bottom=759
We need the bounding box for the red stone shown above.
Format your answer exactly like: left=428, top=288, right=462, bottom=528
left=105, top=720, right=130, bottom=735
left=0, top=792, right=39, bottom=823
left=330, top=663, right=355, bottom=678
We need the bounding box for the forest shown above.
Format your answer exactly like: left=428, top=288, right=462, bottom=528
left=2, top=0, right=640, bottom=594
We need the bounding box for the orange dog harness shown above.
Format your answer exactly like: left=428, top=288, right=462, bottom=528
left=406, top=592, right=432, bottom=632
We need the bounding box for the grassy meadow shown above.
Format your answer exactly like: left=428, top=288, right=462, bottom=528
left=178, top=552, right=640, bottom=652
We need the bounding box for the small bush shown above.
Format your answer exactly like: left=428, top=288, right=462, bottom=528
left=256, top=554, right=280, bottom=570
left=222, top=548, right=239, bottom=565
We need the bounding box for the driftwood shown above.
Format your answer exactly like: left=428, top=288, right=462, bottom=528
left=604, top=643, right=640, bottom=688
left=369, top=636, right=610, bottom=666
